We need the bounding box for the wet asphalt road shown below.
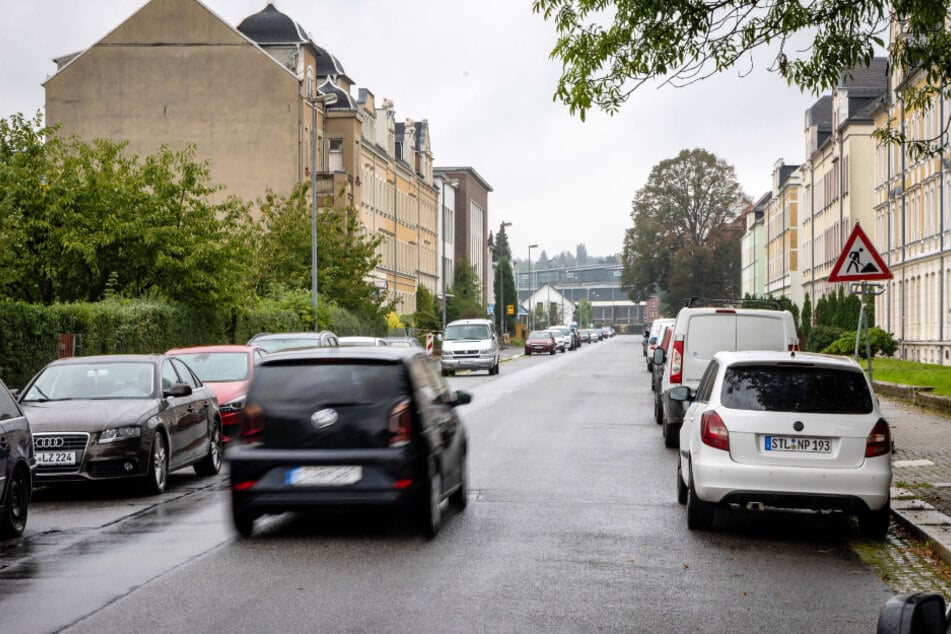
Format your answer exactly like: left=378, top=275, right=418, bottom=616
left=0, top=336, right=894, bottom=632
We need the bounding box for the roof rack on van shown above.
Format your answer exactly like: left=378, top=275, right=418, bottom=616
left=682, top=297, right=783, bottom=310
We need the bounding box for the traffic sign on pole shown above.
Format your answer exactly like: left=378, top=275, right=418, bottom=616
left=828, top=224, right=892, bottom=282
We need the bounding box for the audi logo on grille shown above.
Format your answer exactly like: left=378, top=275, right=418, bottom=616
left=35, top=436, right=66, bottom=449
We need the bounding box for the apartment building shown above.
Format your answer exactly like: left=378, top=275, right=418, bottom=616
left=740, top=192, right=770, bottom=298
left=800, top=60, right=887, bottom=309
left=764, top=161, right=803, bottom=306
left=44, top=0, right=447, bottom=315
left=873, top=52, right=951, bottom=363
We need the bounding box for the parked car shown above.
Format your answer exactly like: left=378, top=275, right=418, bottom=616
left=524, top=330, right=557, bottom=355
left=247, top=331, right=340, bottom=353
left=0, top=378, right=34, bottom=537
left=19, top=355, right=223, bottom=494
left=654, top=304, right=798, bottom=448
left=228, top=346, right=472, bottom=537
left=579, top=329, right=592, bottom=344
left=642, top=322, right=652, bottom=356
left=672, top=350, right=891, bottom=536
left=338, top=336, right=389, bottom=347
left=652, top=321, right=676, bottom=423
left=383, top=337, right=423, bottom=349
left=440, top=319, right=500, bottom=376
left=548, top=326, right=573, bottom=352
left=646, top=318, right=675, bottom=371
left=166, top=344, right=266, bottom=444
left=570, top=325, right=582, bottom=349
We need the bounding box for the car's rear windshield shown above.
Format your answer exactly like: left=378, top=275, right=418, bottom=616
left=720, top=364, right=873, bottom=414
left=173, top=352, right=248, bottom=382
left=252, top=360, right=408, bottom=406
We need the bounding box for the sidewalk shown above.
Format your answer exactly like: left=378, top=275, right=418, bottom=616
left=879, top=393, right=951, bottom=562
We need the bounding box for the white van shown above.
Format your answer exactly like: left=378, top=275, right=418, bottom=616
left=440, top=319, right=500, bottom=376
left=653, top=305, right=799, bottom=448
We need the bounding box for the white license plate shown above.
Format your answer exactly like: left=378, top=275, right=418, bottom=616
left=36, top=451, right=77, bottom=466
left=765, top=436, right=831, bottom=453
left=286, top=466, right=362, bottom=486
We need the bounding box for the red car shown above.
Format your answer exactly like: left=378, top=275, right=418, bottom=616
left=166, top=345, right=266, bottom=443
left=524, top=330, right=557, bottom=355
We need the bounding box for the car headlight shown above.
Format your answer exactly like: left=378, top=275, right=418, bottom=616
left=98, top=426, right=143, bottom=444
left=220, top=395, right=246, bottom=413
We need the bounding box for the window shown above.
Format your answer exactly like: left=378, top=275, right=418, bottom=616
left=329, top=139, right=344, bottom=172
left=720, top=364, right=873, bottom=413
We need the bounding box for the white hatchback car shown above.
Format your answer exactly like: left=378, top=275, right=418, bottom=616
left=672, top=350, right=891, bottom=537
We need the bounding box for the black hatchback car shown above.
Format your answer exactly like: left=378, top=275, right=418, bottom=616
left=228, top=347, right=471, bottom=538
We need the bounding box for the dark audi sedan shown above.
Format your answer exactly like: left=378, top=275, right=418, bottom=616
left=19, top=355, right=223, bottom=494
left=228, top=347, right=472, bottom=537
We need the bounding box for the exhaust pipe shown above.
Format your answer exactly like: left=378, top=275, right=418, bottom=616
left=746, top=501, right=766, bottom=511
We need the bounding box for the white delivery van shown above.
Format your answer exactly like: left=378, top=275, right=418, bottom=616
left=654, top=305, right=799, bottom=448
left=440, top=319, right=500, bottom=376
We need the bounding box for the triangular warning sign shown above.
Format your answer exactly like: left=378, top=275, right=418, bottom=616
left=828, top=224, right=892, bottom=282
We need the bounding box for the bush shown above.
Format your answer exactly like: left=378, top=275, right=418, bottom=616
left=822, top=327, right=898, bottom=358
left=806, top=325, right=844, bottom=353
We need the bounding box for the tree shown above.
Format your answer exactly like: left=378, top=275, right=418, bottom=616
left=0, top=113, right=254, bottom=307
left=494, top=223, right=513, bottom=261
left=254, top=184, right=385, bottom=319
left=413, top=284, right=441, bottom=331
left=532, top=0, right=949, bottom=154
left=447, top=258, right=483, bottom=320
left=801, top=293, right=813, bottom=340
left=576, top=244, right=589, bottom=266
left=621, top=149, right=750, bottom=315
left=493, top=257, right=517, bottom=336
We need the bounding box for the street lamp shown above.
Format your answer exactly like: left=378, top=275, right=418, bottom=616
left=547, top=258, right=556, bottom=325
left=440, top=177, right=459, bottom=331
left=498, top=221, right=512, bottom=340
left=308, top=92, right=337, bottom=331
left=527, top=244, right=538, bottom=330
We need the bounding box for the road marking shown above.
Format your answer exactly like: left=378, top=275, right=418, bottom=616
left=893, top=459, right=936, bottom=468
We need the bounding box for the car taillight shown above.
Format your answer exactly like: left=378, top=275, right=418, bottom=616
left=669, top=339, right=684, bottom=384
left=866, top=418, right=891, bottom=458
left=238, top=403, right=264, bottom=444
left=389, top=399, right=412, bottom=447
left=700, top=411, right=729, bottom=451
left=788, top=338, right=800, bottom=351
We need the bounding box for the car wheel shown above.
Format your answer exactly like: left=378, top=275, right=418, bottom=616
left=494, top=362, right=500, bottom=375
left=143, top=431, right=169, bottom=495
left=676, top=462, right=688, bottom=505
left=858, top=501, right=890, bottom=539
left=194, top=418, right=223, bottom=476
left=441, top=369, right=449, bottom=377
left=654, top=393, right=664, bottom=425
left=0, top=466, right=29, bottom=537
left=663, top=418, right=679, bottom=449
left=549, top=349, right=555, bottom=355
left=449, top=453, right=468, bottom=512
left=525, top=350, right=531, bottom=356
left=232, top=503, right=256, bottom=538
left=418, top=467, right=443, bottom=538
left=686, top=473, right=714, bottom=531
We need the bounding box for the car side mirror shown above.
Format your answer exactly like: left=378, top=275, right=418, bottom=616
left=165, top=383, right=193, bottom=398
left=653, top=348, right=666, bottom=365
left=877, top=593, right=948, bottom=634
left=669, top=386, right=692, bottom=402
left=450, top=390, right=472, bottom=407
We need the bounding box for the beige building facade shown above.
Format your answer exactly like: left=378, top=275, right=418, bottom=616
left=44, top=0, right=446, bottom=316
left=764, top=160, right=803, bottom=306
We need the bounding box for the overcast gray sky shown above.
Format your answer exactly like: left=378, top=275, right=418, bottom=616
left=0, top=0, right=820, bottom=260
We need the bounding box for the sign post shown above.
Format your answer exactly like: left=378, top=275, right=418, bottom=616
left=828, top=224, right=892, bottom=380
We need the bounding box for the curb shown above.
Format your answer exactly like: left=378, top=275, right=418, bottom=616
left=890, top=486, right=951, bottom=565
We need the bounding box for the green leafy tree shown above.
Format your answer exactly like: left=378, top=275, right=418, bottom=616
left=0, top=114, right=254, bottom=307
left=494, top=223, right=513, bottom=261
left=622, top=149, right=749, bottom=315
left=801, top=293, right=813, bottom=340
left=253, top=184, right=385, bottom=322
left=577, top=297, right=593, bottom=328
left=447, top=258, right=483, bottom=320
left=493, top=257, right=517, bottom=335
left=413, top=284, right=441, bottom=331
left=532, top=0, right=947, bottom=155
